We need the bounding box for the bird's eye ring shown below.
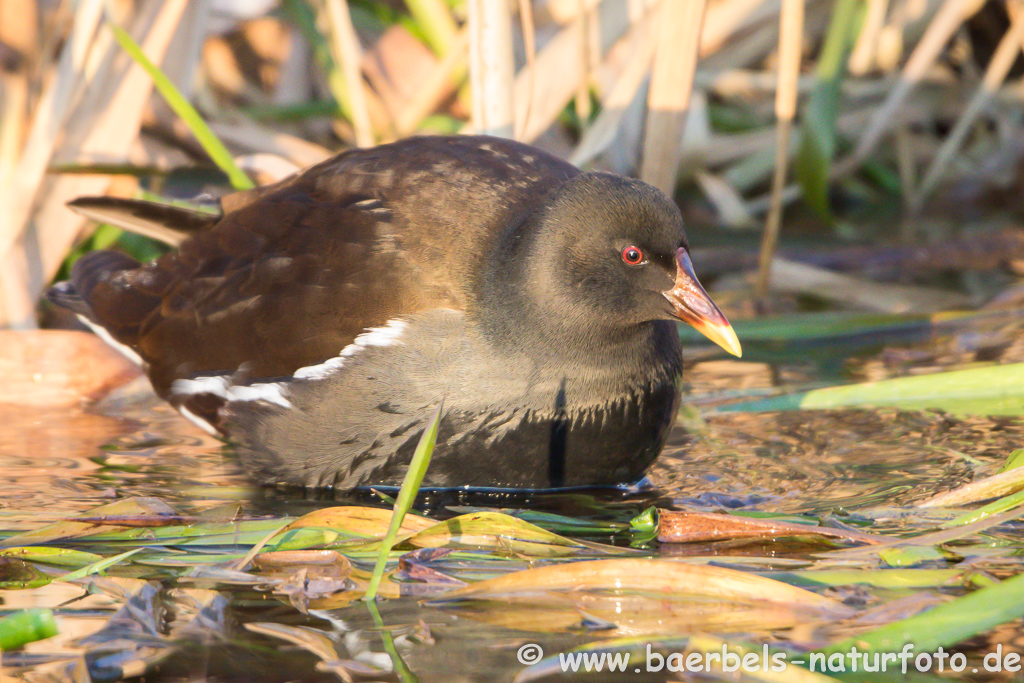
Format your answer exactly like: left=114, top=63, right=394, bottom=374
left=621, top=246, right=645, bottom=266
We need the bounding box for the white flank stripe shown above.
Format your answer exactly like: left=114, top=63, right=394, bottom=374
left=76, top=315, right=144, bottom=366
left=172, top=375, right=293, bottom=408
left=293, top=318, right=407, bottom=380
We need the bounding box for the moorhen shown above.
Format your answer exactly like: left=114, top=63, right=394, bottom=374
left=48, top=135, right=740, bottom=489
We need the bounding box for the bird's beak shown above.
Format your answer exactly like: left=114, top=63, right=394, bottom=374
left=663, top=248, right=742, bottom=357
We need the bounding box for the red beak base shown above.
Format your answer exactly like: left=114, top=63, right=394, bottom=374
left=663, top=248, right=742, bottom=357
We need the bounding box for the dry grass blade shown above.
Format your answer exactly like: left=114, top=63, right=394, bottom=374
left=841, top=0, right=986, bottom=171
left=912, top=3, right=1024, bottom=209
left=510, top=4, right=637, bottom=144
left=694, top=171, right=753, bottom=226
left=468, top=0, right=515, bottom=137
left=209, top=120, right=332, bottom=167
left=825, top=506, right=1024, bottom=560
left=640, top=0, right=709, bottom=195
left=755, top=0, right=803, bottom=297
left=0, top=0, right=105, bottom=327
left=323, top=0, right=374, bottom=147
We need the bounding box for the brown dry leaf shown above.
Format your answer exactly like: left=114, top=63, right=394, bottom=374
left=283, top=505, right=435, bottom=536
left=430, top=558, right=852, bottom=635
left=364, top=25, right=440, bottom=119
left=252, top=549, right=352, bottom=570
left=432, top=558, right=849, bottom=612
left=657, top=509, right=883, bottom=545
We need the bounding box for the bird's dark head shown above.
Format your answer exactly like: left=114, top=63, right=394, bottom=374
left=485, top=172, right=740, bottom=358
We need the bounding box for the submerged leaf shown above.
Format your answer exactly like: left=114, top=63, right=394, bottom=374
left=0, top=498, right=177, bottom=547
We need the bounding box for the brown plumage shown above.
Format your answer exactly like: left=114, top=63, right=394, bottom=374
left=49, top=135, right=740, bottom=489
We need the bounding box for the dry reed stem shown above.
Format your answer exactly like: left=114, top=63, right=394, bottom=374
left=756, top=0, right=803, bottom=297
left=0, top=0, right=187, bottom=327
left=405, top=0, right=459, bottom=57
left=768, top=258, right=972, bottom=313
left=570, top=14, right=656, bottom=167
left=895, top=122, right=917, bottom=221
left=209, top=120, right=332, bottom=167
left=849, top=0, right=890, bottom=74
left=640, top=0, right=709, bottom=194
left=0, top=0, right=104, bottom=276
left=468, top=0, right=515, bottom=137
left=510, top=14, right=587, bottom=142
left=514, top=0, right=538, bottom=141
left=323, top=0, right=374, bottom=147
left=394, top=29, right=469, bottom=137
left=912, top=1, right=1024, bottom=208
left=840, top=0, right=986, bottom=173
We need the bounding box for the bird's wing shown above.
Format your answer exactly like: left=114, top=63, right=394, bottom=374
left=59, top=136, right=579, bottom=396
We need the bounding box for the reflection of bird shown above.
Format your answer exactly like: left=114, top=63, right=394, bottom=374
left=48, top=136, right=740, bottom=489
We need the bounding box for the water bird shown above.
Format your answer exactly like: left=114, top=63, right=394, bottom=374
left=48, top=135, right=740, bottom=489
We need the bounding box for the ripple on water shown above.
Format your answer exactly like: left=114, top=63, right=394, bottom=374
left=652, top=408, right=1024, bottom=522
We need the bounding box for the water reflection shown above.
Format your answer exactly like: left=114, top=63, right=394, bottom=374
left=1, top=351, right=1023, bottom=682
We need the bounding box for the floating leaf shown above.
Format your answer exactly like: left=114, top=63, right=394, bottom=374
left=60, top=548, right=145, bottom=581
left=431, top=558, right=849, bottom=612
left=919, top=466, right=1024, bottom=508
left=284, top=505, right=435, bottom=537
left=404, top=511, right=607, bottom=558
left=997, top=448, right=1024, bottom=474
left=772, top=568, right=964, bottom=589
left=0, top=498, right=177, bottom=547
left=721, top=363, right=1024, bottom=416
left=0, top=557, right=50, bottom=590
left=658, top=510, right=882, bottom=545
left=0, top=546, right=103, bottom=567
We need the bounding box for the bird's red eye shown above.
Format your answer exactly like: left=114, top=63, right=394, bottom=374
left=621, top=246, right=644, bottom=265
